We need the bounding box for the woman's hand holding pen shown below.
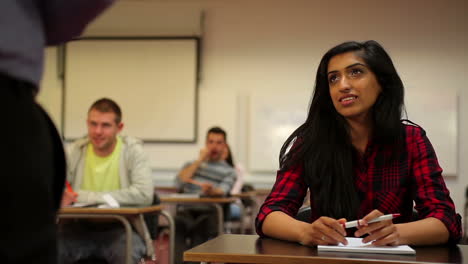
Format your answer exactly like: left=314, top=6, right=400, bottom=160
left=300, top=217, right=348, bottom=246
left=354, top=209, right=401, bottom=246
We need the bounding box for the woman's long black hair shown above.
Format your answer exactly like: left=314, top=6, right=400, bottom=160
left=279, top=40, right=405, bottom=220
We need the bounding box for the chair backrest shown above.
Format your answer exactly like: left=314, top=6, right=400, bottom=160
left=411, top=208, right=419, bottom=221
left=143, top=191, right=161, bottom=240
left=240, top=184, right=256, bottom=207
left=463, top=186, right=468, bottom=243
left=295, top=206, right=311, bottom=223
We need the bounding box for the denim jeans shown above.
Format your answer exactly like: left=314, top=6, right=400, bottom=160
left=58, top=221, right=146, bottom=264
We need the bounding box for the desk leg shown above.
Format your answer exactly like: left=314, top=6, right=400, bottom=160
left=237, top=202, right=246, bottom=234
left=160, top=210, right=175, bottom=264
left=58, top=214, right=133, bottom=264
left=130, top=214, right=155, bottom=259
left=212, top=204, right=224, bottom=235
left=250, top=198, right=259, bottom=233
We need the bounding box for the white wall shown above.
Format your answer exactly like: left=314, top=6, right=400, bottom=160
left=38, top=0, right=468, bottom=213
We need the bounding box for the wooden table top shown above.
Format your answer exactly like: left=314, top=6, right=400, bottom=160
left=59, top=205, right=164, bottom=215
left=184, top=234, right=467, bottom=264
left=154, top=186, right=178, bottom=192
left=231, top=191, right=258, bottom=198
left=254, top=189, right=272, bottom=195
left=160, top=196, right=237, bottom=203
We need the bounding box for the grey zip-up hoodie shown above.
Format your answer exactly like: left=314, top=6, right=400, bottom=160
left=67, top=135, right=153, bottom=206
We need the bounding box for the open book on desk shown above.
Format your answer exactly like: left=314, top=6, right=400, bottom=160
left=318, top=237, right=415, bottom=255
left=67, top=202, right=100, bottom=208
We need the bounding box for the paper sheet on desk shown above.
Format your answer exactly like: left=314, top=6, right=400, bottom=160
left=69, top=202, right=98, bottom=208
left=318, top=237, right=415, bottom=255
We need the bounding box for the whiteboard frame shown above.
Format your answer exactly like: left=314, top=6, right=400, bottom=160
left=62, top=36, right=201, bottom=144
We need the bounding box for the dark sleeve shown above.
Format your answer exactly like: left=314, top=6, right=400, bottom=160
left=41, top=0, right=115, bottom=45
left=408, top=126, right=462, bottom=243
left=255, top=164, right=308, bottom=237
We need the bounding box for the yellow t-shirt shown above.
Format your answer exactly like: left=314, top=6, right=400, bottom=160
left=82, top=137, right=122, bottom=191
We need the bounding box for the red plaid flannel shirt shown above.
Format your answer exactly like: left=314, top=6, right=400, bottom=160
left=256, top=123, right=461, bottom=243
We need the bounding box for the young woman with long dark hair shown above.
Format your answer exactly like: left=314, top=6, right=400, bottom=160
left=256, top=40, right=461, bottom=246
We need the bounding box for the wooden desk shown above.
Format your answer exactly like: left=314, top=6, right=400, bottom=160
left=231, top=191, right=257, bottom=198
left=60, top=205, right=165, bottom=215
left=255, top=189, right=272, bottom=196
left=155, top=186, right=179, bottom=194
left=59, top=205, right=175, bottom=264
left=185, top=234, right=466, bottom=264
left=160, top=196, right=238, bottom=235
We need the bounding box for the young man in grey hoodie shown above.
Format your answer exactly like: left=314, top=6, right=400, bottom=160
left=60, top=98, right=153, bottom=264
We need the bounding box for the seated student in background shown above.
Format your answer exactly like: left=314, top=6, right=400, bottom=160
left=174, top=126, right=236, bottom=264
left=222, top=144, right=245, bottom=221
left=256, top=40, right=461, bottom=247
left=60, top=98, right=153, bottom=264
left=223, top=144, right=246, bottom=195
left=177, top=126, right=236, bottom=196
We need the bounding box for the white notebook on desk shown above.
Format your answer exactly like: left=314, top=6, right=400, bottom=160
left=163, top=193, right=200, bottom=198
left=318, top=237, right=415, bottom=255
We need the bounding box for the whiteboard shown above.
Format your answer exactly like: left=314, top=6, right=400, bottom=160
left=405, top=89, right=458, bottom=176
left=37, top=47, right=62, bottom=133
left=64, top=38, right=198, bottom=142
left=249, top=90, right=310, bottom=172
left=144, top=89, right=239, bottom=169
left=249, top=90, right=458, bottom=176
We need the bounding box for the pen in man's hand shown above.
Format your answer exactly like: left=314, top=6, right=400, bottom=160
left=65, top=181, right=76, bottom=194
left=342, top=213, right=401, bottom=229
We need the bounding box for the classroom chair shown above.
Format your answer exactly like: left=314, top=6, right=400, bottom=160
left=224, top=184, right=257, bottom=234
left=462, top=186, right=468, bottom=244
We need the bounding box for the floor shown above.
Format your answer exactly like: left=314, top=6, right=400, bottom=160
left=145, top=232, right=170, bottom=264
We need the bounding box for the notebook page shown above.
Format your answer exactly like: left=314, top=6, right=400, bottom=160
left=318, top=237, right=415, bottom=255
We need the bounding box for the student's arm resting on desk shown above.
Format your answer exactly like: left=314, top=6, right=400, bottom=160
left=394, top=217, right=450, bottom=245
left=356, top=126, right=461, bottom=246
left=256, top=165, right=347, bottom=246
left=257, top=126, right=461, bottom=246
left=42, top=0, right=115, bottom=45
left=400, top=126, right=461, bottom=244
left=354, top=209, right=449, bottom=246
left=263, top=211, right=347, bottom=246
left=216, top=168, right=236, bottom=196
left=256, top=165, right=306, bottom=237
left=201, top=168, right=236, bottom=196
